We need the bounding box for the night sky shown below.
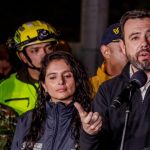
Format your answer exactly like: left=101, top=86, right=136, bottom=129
left=0, top=0, right=149, bottom=44
left=0, top=0, right=81, bottom=43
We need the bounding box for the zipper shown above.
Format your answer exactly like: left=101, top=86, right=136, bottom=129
left=5, top=98, right=30, bottom=107
left=51, top=105, right=59, bottom=150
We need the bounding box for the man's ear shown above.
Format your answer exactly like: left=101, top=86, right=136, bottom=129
left=100, top=45, right=110, bottom=59
left=18, top=52, right=27, bottom=63
left=119, top=39, right=126, bottom=55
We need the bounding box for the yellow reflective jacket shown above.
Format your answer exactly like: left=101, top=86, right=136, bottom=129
left=90, top=63, right=112, bottom=97
left=0, top=72, right=38, bottom=116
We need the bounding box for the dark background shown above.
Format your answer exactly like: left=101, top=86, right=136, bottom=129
left=0, top=0, right=149, bottom=44
left=109, top=0, right=150, bottom=23
left=0, top=0, right=81, bottom=43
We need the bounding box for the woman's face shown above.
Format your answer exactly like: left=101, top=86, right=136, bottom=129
left=42, top=59, right=76, bottom=105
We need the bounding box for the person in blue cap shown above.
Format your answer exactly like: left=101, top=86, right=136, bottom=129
left=90, top=23, right=128, bottom=96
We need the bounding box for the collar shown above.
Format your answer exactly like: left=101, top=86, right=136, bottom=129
left=99, top=63, right=112, bottom=78
left=46, top=101, right=75, bottom=116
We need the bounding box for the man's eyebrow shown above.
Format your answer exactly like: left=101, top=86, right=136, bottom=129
left=129, top=32, right=140, bottom=39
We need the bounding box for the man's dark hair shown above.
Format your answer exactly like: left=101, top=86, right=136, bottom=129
left=120, top=9, right=150, bottom=38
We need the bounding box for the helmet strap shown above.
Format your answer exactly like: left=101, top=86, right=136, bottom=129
left=22, top=50, right=40, bottom=71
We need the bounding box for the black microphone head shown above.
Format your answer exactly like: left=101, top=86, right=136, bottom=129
left=111, top=70, right=147, bottom=109
left=130, top=70, right=147, bottom=88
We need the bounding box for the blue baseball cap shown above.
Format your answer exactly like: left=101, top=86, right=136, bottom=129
left=100, top=23, right=122, bottom=46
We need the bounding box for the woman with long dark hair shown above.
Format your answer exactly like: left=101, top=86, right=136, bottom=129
left=11, top=51, right=92, bottom=150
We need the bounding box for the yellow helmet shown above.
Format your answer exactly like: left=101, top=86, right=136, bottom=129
left=14, top=20, right=58, bottom=51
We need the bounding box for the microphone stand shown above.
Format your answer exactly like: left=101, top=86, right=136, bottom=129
left=119, top=88, right=135, bottom=150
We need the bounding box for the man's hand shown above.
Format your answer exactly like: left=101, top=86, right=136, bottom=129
left=74, top=102, right=102, bottom=135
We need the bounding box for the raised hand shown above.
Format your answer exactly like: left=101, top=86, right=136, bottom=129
left=74, top=102, right=102, bottom=135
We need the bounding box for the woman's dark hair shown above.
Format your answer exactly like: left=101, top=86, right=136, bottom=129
left=23, top=51, right=92, bottom=149
left=120, top=9, right=150, bottom=39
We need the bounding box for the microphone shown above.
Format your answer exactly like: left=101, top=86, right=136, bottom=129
left=111, top=70, right=147, bottom=109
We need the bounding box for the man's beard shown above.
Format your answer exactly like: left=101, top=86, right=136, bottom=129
left=127, top=50, right=150, bottom=72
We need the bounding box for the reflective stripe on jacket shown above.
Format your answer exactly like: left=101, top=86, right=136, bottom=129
left=0, top=73, right=38, bottom=115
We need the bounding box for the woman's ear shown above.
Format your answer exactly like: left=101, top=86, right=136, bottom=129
left=41, top=82, right=47, bottom=92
